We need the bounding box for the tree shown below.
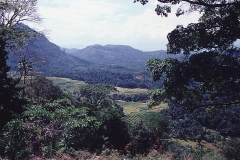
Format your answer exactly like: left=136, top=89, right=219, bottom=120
left=135, top=1, right=240, bottom=115
left=0, top=0, right=41, bottom=50
left=16, top=45, right=47, bottom=97
left=0, top=46, right=26, bottom=129
left=75, top=84, right=129, bottom=150
left=76, top=84, right=122, bottom=111
left=0, top=0, right=41, bottom=129
left=3, top=99, right=101, bottom=159
left=24, top=75, right=64, bottom=104
left=125, top=113, right=169, bottom=155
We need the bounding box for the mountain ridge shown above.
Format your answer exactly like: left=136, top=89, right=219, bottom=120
left=7, top=33, right=92, bottom=74
left=6, top=24, right=183, bottom=75
left=67, top=44, right=182, bottom=70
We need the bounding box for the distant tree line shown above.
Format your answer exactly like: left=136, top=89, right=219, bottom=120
left=50, top=68, right=164, bottom=89
left=112, top=93, right=149, bottom=102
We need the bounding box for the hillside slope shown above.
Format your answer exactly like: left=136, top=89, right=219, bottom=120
left=7, top=29, right=91, bottom=75
left=68, top=44, right=183, bottom=70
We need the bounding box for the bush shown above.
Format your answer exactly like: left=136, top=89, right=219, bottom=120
left=125, top=112, right=169, bottom=156
left=3, top=99, right=101, bottom=159
left=221, top=138, right=240, bottom=160
left=3, top=119, right=29, bottom=159
left=97, top=107, right=130, bottom=151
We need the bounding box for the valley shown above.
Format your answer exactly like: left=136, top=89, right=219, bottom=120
left=10, top=35, right=239, bottom=159
left=5, top=34, right=239, bottom=159
left=47, top=76, right=166, bottom=114
left=47, top=76, right=236, bottom=154
left=1, top=0, right=240, bottom=159
left=7, top=31, right=181, bottom=90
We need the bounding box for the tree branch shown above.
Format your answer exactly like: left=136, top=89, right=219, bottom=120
left=181, top=0, right=239, bottom=8
left=198, top=100, right=240, bottom=108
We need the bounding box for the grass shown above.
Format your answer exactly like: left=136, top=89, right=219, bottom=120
left=47, top=77, right=86, bottom=93
left=172, top=138, right=217, bottom=150
left=172, top=138, right=198, bottom=148
left=117, top=101, right=147, bottom=108
left=47, top=77, right=167, bottom=114
left=116, top=101, right=168, bottom=114
left=47, top=77, right=148, bottom=95
left=115, top=87, right=148, bottom=94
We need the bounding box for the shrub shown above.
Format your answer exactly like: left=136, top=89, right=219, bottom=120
left=3, top=99, right=101, bottom=159
left=221, top=138, right=240, bottom=160
left=125, top=112, right=169, bottom=156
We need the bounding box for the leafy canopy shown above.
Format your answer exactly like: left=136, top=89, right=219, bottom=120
left=76, top=84, right=121, bottom=110
left=134, top=0, right=240, bottom=54
left=0, top=0, right=41, bottom=50
left=3, top=99, right=101, bottom=159
left=135, top=0, right=240, bottom=113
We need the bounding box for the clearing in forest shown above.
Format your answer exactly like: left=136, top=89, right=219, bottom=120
left=47, top=77, right=86, bottom=93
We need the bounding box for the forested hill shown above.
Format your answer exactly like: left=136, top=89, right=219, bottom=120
left=7, top=31, right=91, bottom=74
left=66, top=44, right=183, bottom=70
left=7, top=24, right=183, bottom=74
left=6, top=25, right=183, bottom=88
left=7, top=31, right=183, bottom=74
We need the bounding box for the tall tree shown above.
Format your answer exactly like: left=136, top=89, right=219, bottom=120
left=0, top=0, right=41, bottom=129
left=76, top=84, right=122, bottom=110
left=135, top=0, right=240, bottom=114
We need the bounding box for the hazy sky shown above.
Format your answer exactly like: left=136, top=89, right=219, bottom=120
left=36, top=0, right=201, bottom=51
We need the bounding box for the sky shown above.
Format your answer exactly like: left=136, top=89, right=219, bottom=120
left=35, top=0, right=201, bottom=51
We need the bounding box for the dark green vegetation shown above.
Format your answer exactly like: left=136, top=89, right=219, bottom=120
left=0, top=76, right=171, bottom=159
left=137, top=0, right=240, bottom=158
left=136, top=0, right=240, bottom=113
left=1, top=74, right=238, bottom=159
left=67, top=44, right=182, bottom=71
left=0, top=33, right=26, bottom=130
left=0, top=0, right=240, bottom=159
left=0, top=0, right=40, bottom=131
left=8, top=40, right=183, bottom=89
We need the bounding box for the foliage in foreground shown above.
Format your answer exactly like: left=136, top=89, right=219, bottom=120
left=2, top=100, right=170, bottom=159
left=1, top=75, right=239, bottom=159
left=136, top=0, right=240, bottom=119
left=0, top=77, right=173, bottom=159
left=3, top=99, right=101, bottom=159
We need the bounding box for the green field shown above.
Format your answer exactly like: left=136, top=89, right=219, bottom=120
left=116, top=101, right=168, bottom=114
left=47, top=77, right=86, bottom=93
left=172, top=138, right=217, bottom=150
left=47, top=77, right=149, bottom=95
left=115, top=87, right=148, bottom=94
left=47, top=77, right=167, bottom=114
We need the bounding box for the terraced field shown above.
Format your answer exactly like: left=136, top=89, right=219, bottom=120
left=116, top=101, right=168, bottom=114
left=172, top=138, right=217, bottom=150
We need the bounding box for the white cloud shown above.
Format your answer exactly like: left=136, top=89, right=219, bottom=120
left=36, top=0, right=201, bottom=51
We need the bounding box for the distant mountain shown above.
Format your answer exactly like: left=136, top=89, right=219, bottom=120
left=62, top=48, right=80, bottom=54
left=7, top=31, right=91, bottom=75
left=6, top=24, right=185, bottom=82
left=68, top=44, right=183, bottom=70
left=5, top=25, right=185, bottom=88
